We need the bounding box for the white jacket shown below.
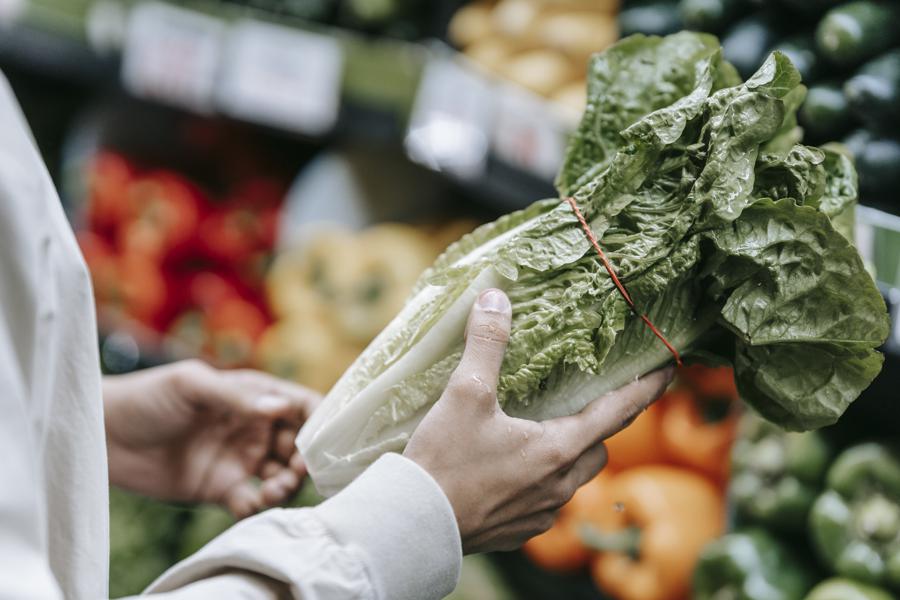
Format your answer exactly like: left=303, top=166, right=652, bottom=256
left=0, top=72, right=461, bottom=600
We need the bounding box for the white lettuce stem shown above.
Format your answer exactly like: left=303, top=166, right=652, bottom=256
left=510, top=306, right=719, bottom=421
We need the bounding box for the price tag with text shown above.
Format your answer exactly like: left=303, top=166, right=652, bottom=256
left=405, top=54, right=494, bottom=179
left=121, top=2, right=224, bottom=113
left=493, top=85, right=567, bottom=181
left=217, top=20, right=343, bottom=136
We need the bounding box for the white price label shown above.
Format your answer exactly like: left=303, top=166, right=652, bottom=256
left=405, top=55, right=494, bottom=179
left=121, top=2, right=224, bottom=113
left=217, top=21, right=343, bottom=136
left=0, top=0, right=24, bottom=26
left=493, top=85, right=566, bottom=181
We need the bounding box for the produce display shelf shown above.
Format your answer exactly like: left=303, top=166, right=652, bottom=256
left=0, top=15, right=117, bottom=84
left=6, top=1, right=900, bottom=372
left=1, top=1, right=570, bottom=206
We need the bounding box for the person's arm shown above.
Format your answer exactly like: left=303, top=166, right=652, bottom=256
left=125, top=289, right=671, bottom=600
left=143, top=453, right=461, bottom=600
left=0, top=332, right=66, bottom=600
left=0, top=127, right=65, bottom=599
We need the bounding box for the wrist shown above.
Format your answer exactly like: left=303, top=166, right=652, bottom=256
left=103, top=376, right=131, bottom=489
left=103, top=374, right=159, bottom=493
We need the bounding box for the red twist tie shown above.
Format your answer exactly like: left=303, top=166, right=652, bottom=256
left=564, top=197, right=682, bottom=367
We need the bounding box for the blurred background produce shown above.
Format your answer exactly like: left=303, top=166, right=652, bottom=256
left=447, top=0, right=620, bottom=118
left=618, top=0, right=900, bottom=213
left=2, top=0, right=900, bottom=598
left=521, top=365, right=738, bottom=599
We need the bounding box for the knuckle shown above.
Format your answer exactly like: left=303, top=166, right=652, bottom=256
left=535, top=511, right=557, bottom=534
left=541, top=434, right=575, bottom=467
left=541, top=443, right=566, bottom=466
left=173, top=359, right=208, bottom=388
left=448, top=374, right=494, bottom=403
left=616, top=396, right=645, bottom=431
left=554, top=479, right=577, bottom=506
left=469, top=319, right=510, bottom=345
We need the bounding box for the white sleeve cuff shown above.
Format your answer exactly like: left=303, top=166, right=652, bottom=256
left=314, top=452, right=462, bottom=600
left=145, top=453, right=461, bottom=600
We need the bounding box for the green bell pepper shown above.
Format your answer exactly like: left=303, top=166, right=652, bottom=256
left=730, top=413, right=831, bottom=530
left=693, top=528, right=815, bottom=600
left=805, top=578, right=895, bottom=600
left=809, top=442, right=900, bottom=590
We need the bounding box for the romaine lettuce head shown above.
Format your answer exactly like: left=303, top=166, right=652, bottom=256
left=299, top=32, right=889, bottom=496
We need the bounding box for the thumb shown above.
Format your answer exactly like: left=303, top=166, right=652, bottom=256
left=444, top=288, right=512, bottom=410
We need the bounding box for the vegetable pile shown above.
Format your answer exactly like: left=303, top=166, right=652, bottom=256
left=695, top=414, right=900, bottom=599
left=523, top=365, right=740, bottom=600
left=299, top=31, right=889, bottom=496
left=620, top=0, right=900, bottom=208
left=77, top=151, right=283, bottom=369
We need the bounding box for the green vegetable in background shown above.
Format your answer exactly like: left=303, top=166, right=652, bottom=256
left=177, top=505, right=235, bottom=561
left=108, top=489, right=184, bottom=597
left=694, top=528, right=815, bottom=600
left=720, top=14, right=779, bottom=78
left=772, top=36, right=821, bottom=84
left=809, top=443, right=900, bottom=590
left=618, top=0, right=683, bottom=37
left=843, top=129, right=872, bottom=160
left=844, top=49, right=900, bottom=130
left=800, top=83, right=854, bottom=141
left=679, top=0, right=746, bottom=33
left=299, top=32, right=889, bottom=496
left=815, top=1, right=900, bottom=68
left=853, top=138, right=900, bottom=196
left=805, top=578, right=895, bottom=600
left=730, top=412, right=832, bottom=530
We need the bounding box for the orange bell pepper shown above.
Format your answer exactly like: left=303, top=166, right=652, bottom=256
left=679, top=364, right=738, bottom=400
left=524, top=471, right=614, bottom=573
left=583, top=466, right=725, bottom=600
left=659, top=388, right=738, bottom=482
left=605, top=401, right=667, bottom=470
left=522, top=522, right=591, bottom=573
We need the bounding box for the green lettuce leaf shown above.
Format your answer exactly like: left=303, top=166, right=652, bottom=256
left=298, top=34, right=889, bottom=496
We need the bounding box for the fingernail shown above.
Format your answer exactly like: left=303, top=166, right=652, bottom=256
left=478, top=289, right=510, bottom=313
left=256, top=394, right=289, bottom=411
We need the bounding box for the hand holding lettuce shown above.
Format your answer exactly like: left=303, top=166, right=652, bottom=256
left=403, top=289, right=673, bottom=554
left=299, top=32, right=889, bottom=496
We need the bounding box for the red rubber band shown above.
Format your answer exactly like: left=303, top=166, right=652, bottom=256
left=565, top=197, right=682, bottom=366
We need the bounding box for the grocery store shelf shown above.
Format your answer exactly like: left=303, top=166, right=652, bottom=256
left=0, top=1, right=571, bottom=207
left=0, top=17, right=117, bottom=84
left=8, top=4, right=900, bottom=370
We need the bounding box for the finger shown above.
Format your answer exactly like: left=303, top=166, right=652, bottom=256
left=289, top=451, right=307, bottom=477
left=563, top=444, right=608, bottom=492
left=547, top=367, right=674, bottom=454
left=269, top=379, right=322, bottom=421
left=260, top=468, right=301, bottom=506
left=222, top=481, right=264, bottom=519
left=466, top=509, right=559, bottom=553
left=215, top=369, right=322, bottom=421
left=444, top=289, right=511, bottom=410
left=260, top=459, right=283, bottom=479
left=181, top=363, right=278, bottom=416
left=245, top=372, right=322, bottom=421
left=523, top=445, right=608, bottom=514
left=273, top=426, right=297, bottom=463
